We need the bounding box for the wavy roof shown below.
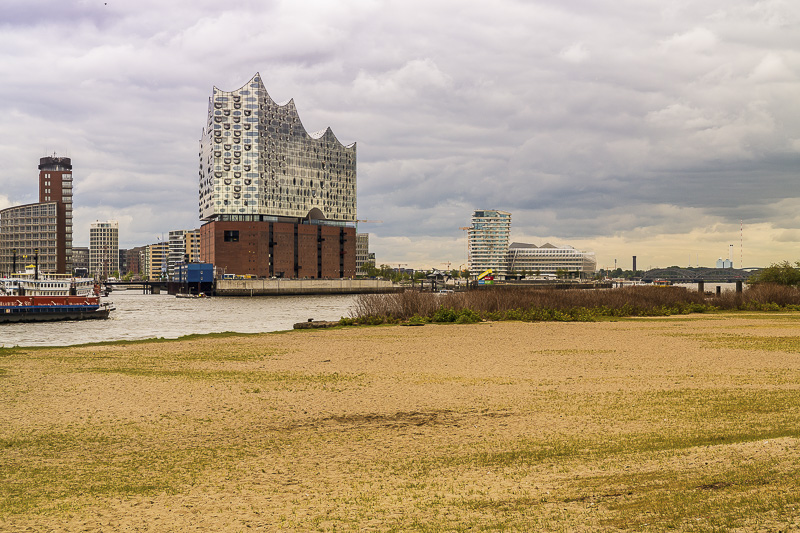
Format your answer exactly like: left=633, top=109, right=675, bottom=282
left=213, top=73, right=355, bottom=149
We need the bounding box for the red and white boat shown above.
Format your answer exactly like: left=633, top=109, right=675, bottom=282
left=1, top=270, right=113, bottom=323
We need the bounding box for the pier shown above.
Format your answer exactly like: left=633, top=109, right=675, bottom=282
left=214, top=278, right=398, bottom=296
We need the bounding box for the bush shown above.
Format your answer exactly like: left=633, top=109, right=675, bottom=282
left=749, top=261, right=800, bottom=286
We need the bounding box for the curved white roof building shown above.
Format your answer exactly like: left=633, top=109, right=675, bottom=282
left=508, top=242, right=597, bottom=277
left=199, top=73, right=356, bottom=223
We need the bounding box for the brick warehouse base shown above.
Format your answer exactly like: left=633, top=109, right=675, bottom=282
left=199, top=220, right=356, bottom=279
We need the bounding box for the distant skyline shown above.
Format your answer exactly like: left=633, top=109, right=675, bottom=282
left=1, top=0, right=798, bottom=270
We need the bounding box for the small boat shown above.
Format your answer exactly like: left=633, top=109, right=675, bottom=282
left=175, top=293, right=208, bottom=299
left=0, top=271, right=114, bottom=323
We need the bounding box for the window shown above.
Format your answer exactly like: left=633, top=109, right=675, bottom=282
left=224, top=230, right=239, bottom=242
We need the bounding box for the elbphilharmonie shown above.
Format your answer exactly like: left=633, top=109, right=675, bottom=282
left=198, top=74, right=358, bottom=278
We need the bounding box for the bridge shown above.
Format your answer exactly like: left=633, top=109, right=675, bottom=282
left=640, top=267, right=758, bottom=284
left=104, top=281, right=169, bottom=294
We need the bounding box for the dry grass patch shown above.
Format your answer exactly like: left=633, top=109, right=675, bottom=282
left=3, top=315, right=800, bottom=530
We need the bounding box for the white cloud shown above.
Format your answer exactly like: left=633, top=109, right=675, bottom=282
left=750, top=52, right=796, bottom=82
left=559, top=42, right=590, bottom=63
left=659, top=27, right=718, bottom=53
left=0, top=195, right=15, bottom=210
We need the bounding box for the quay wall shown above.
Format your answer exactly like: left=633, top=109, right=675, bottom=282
left=215, top=279, right=399, bottom=296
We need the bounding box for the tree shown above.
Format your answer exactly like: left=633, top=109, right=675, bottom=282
left=360, top=261, right=380, bottom=278
left=750, top=261, right=800, bottom=286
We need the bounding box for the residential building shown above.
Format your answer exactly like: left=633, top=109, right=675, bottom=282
left=146, top=241, right=169, bottom=281
left=138, top=246, right=151, bottom=280
left=507, top=242, right=597, bottom=278
left=72, top=246, right=89, bottom=275
left=0, top=155, right=73, bottom=275
left=38, top=155, right=73, bottom=272
left=467, top=210, right=511, bottom=278
left=89, top=220, right=119, bottom=279
left=0, top=203, right=59, bottom=275
left=356, top=233, right=375, bottom=276
left=198, top=73, right=357, bottom=278
left=118, top=249, right=128, bottom=276
left=167, top=229, right=200, bottom=280
left=125, top=246, right=145, bottom=278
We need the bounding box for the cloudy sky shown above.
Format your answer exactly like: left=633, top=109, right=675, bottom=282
left=1, top=0, right=798, bottom=270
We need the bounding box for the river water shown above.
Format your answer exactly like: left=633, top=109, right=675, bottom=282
left=0, top=290, right=359, bottom=348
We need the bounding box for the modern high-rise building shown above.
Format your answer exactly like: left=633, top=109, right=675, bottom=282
left=89, top=220, right=119, bottom=279
left=198, top=73, right=357, bottom=278
left=0, top=155, right=73, bottom=275
left=39, top=155, right=73, bottom=272
left=467, top=210, right=511, bottom=278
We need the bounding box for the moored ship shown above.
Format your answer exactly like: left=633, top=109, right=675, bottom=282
left=1, top=271, right=113, bottom=323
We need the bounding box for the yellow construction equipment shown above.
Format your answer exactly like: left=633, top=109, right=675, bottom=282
left=477, top=269, right=492, bottom=281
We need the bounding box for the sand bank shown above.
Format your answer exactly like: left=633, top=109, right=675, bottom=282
left=2, top=314, right=800, bottom=530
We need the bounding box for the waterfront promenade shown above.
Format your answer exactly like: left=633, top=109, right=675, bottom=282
left=2, top=315, right=799, bottom=530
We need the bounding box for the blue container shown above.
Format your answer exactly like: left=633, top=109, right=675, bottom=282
left=176, top=263, right=214, bottom=283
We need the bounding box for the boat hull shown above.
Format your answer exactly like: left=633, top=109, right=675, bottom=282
left=0, top=296, right=113, bottom=324
left=0, top=306, right=111, bottom=323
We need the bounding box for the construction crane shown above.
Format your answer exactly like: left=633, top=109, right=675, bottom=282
left=442, top=261, right=452, bottom=270
left=356, top=219, right=383, bottom=223
left=459, top=226, right=472, bottom=271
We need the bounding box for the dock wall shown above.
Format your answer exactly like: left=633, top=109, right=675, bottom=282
left=215, top=279, right=399, bottom=296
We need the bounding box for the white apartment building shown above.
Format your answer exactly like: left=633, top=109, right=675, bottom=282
left=355, top=233, right=374, bottom=276
left=89, top=220, right=119, bottom=279
left=468, top=210, right=511, bottom=278
left=507, top=242, right=597, bottom=278
left=168, top=229, right=200, bottom=279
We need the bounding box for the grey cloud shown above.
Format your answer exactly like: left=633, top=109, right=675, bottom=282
left=1, top=0, right=798, bottom=265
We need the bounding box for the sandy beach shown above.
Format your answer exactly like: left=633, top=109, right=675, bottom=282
left=2, top=314, right=800, bottom=531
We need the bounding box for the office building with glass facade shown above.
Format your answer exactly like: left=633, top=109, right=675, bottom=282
left=198, top=73, right=357, bottom=278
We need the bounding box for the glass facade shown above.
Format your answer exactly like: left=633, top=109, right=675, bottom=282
left=468, top=210, right=512, bottom=278
left=199, top=73, right=356, bottom=223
